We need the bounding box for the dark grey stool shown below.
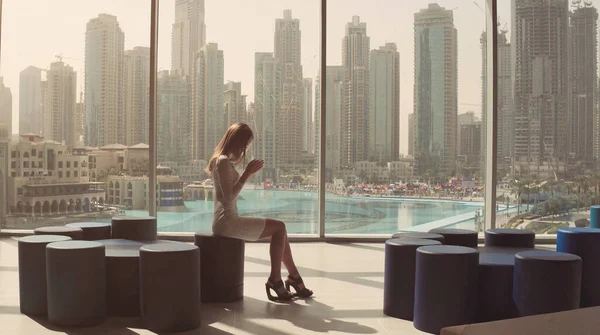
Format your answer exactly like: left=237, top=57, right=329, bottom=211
left=413, top=245, right=479, bottom=334
left=484, top=228, right=535, bottom=248
left=557, top=227, right=600, bottom=307
left=111, top=216, right=157, bottom=241
left=513, top=250, right=582, bottom=317
left=140, top=242, right=201, bottom=333
left=383, top=238, right=441, bottom=321
left=194, top=233, right=245, bottom=302
left=35, top=226, right=83, bottom=240
left=46, top=241, right=106, bottom=327
left=429, top=228, right=478, bottom=248
left=18, top=235, right=72, bottom=316
left=391, top=232, right=445, bottom=243
left=477, top=252, right=518, bottom=322
left=66, top=222, right=111, bottom=240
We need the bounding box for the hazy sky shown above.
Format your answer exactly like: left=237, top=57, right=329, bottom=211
left=2, top=0, right=522, bottom=154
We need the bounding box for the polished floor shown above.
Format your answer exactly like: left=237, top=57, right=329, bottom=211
left=0, top=237, right=425, bottom=334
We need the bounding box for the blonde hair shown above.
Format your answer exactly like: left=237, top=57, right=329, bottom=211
left=205, top=123, right=254, bottom=174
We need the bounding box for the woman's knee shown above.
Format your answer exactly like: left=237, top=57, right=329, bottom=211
left=268, top=219, right=286, bottom=234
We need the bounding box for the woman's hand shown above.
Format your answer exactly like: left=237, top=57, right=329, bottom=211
left=242, top=159, right=264, bottom=180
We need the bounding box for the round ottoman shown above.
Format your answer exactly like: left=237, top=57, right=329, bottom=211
left=66, top=222, right=111, bottom=240
left=477, top=252, right=518, bottom=322
left=484, top=228, right=535, bottom=248
left=590, top=205, right=600, bottom=228
left=18, top=235, right=72, bottom=316
left=194, top=233, right=245, bottom=302
left=513, top=250, right=582, bottom=317
left=429, top=228, right=478, bottom=248
left=140, top=242, right=201, bottom=332
left=413, top=245, right=479, bottom=334
left=46, top=241, right=106, bottom=327
left=111, top=216, right=157, bottom=241
left=384, top=238, right=442, bottom=321
left=391, top=232, right=445, bottom=243
left=35, top=226, right=83, bottom=240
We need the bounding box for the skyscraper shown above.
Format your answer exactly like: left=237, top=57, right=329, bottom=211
left=369, top=43, right=400, bottom=162
left=124, top=47, right=150, bottom=146
left=342, top=16, right=370, bottom=164
left=193, top=43, right=224, bottom=161
left=457, top=111, right=477, bottom=157
left=414, top=4, right=458, bottom=174
left=254, top=52, right=281, bottom=175
left=84, top=14, right=125, bottom=147
left=172, top=0, right=206, bottom=77
left=302, top=78, right=313, bottom=154
left=19, top=66, right=43, bottom=135
left=274, top=10, right=304, bottom=166
left=157, top=70, right=189, bottom=163
left=0, top=78, right=12, bottom=139
left=315, top=66, right=345, bottom=170
left=224, top=81, right=247, bottom=126
left=512, top=0, right=569, bottom=166
left=569, top=4, right=597, bottom=161
left=408, top=113, right=414, bottom=157
left=46, top=60, right=77, bottom=148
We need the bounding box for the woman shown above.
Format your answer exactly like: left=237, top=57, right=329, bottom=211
left=206, top=123, right=312, bottom=301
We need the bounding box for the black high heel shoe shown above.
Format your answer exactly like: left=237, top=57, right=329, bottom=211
left=285, top=275, right=313, bottom=298
left=265, top=278, right=293, bottom=302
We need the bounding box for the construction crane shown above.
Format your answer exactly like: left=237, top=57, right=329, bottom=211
left=54, top=53, right=80, bottom=63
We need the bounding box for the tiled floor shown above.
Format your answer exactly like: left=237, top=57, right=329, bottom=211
left=0, top=238, right=425, bottom=334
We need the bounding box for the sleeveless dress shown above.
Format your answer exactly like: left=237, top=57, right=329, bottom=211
left=212, top=155, right=266, bottom=241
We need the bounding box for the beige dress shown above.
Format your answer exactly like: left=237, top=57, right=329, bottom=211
left=212, top=155, right=266, bottom=241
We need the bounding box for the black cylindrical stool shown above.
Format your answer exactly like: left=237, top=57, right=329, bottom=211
left=484, top=228, right=535, bottom=248
left=111, top=216, right=157, bottom=241
left=99, top=239, right=144, bottom=317
left=140, top=242, right=201, bottom=333
left=18, top=235, right=72, bottom=316
left=513, top=250, right=581, bottom=317
left=391, top=232, right=445, bottom=243
left=477, top=252, right=518, bottom=322
left=194, top=233, right=245, bottom=302
left=557, top=227, right=600, bottom=307
left=414, top=245, right=479, bottom=335
left=429, top=228, right=478, bottom=248
left=384, top=238, right=441, bottom=321
left=46, top=241, right=106, bottom=327
left=35, top=226, right=83, bottom=240
left=66, top=222, right=111, bottom=240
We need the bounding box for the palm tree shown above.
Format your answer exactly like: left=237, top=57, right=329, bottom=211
left=510, top=179, right=527, bottom=215
left=575, top=175, right=591, bottom=211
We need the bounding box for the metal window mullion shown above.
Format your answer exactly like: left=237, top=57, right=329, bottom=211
left=318, top=0, right=327, bottom=237
left=484, top=0, right=498, bottom=230
left=149, top=0, right=159, bottom=217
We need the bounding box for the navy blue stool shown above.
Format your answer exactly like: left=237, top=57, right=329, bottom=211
left=18, top=235, right=72, bottom=316
left=111, top=216, right=157, bottom=241
left=35, top=226, right=83, bottom=240
left=383, top=238, right=442, bottom=321
left=413, top=245, right=479, bottom=334
left=485, top=228, right=534, bottom=248
left=557, top=227, right=600, bottom=307
left=513, top=250, right=581, bottom=317
left=66, top=222, right=111, bottom=240
left=429, top=228, right=478, bottom=248
left=477, top=252, right=518, bottom=322
left=391, top=232, right=445, bottom=243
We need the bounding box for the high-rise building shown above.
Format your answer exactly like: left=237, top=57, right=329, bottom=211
left=408, top=113, right=414, bottom=157
left=40, top=80, right=50, bottom=139
left=369, top=43, right=400, bottom=162
left=457, top=111, right=476, bottom=157
left=275, top=10, right=304, bottom=166
left=192, top=43, right=224, bottom=161
left=0, top=78, right=12, bottom=139
left=512, top=0, right=569, bottom=166
left=171, top=0, right=206, bottom=77
left=254, top=52, right=281, bottom=175
left=157, top=70, right=190, bottom=163
left=460, top=122, right=482, bottom=170
left=303, top=78, right=313, bottom=153
left=569, top=4, right=597, bottom=161
left=414, top=4, right=458, bottom=174
left=84, top=14, right=125, bottom=147
left=342, top=16, right=370, bottom=164
left=224, top=81, right=247, bottom=126
left=75, top=94, right=84, bottom=147
left=315, top=66, right=345, bottom=171
left=19, top=66, right=43, bottom=135
left=481, top=30, right=513, bottom=167
left=124, top=47, right=150, bottom=146
left=45, top=60, right=77, bottom=148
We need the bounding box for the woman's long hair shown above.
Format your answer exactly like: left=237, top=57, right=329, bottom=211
left=205, top=123, right=254, bottom=174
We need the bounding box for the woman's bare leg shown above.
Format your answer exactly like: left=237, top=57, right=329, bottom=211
left=282, top=233, right=299, bottom=277
left=259, top=219, right=287, bottom=281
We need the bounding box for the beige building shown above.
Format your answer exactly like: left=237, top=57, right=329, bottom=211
left=124, top=47, right=150, bottom=146
left=45, top=60, right=77, bottom=148
left=354, top=159, right=413, bottom=184
left=87, top=143, right=149, bottom=181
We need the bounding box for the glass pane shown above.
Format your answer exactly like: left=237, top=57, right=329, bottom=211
left=324, top=1, right=486, bottom=235
left=497, top=0, right=599, bottom=234
left=0, top=1, right=150, bottom=229
left=154, top=0, right=320, bottom=234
